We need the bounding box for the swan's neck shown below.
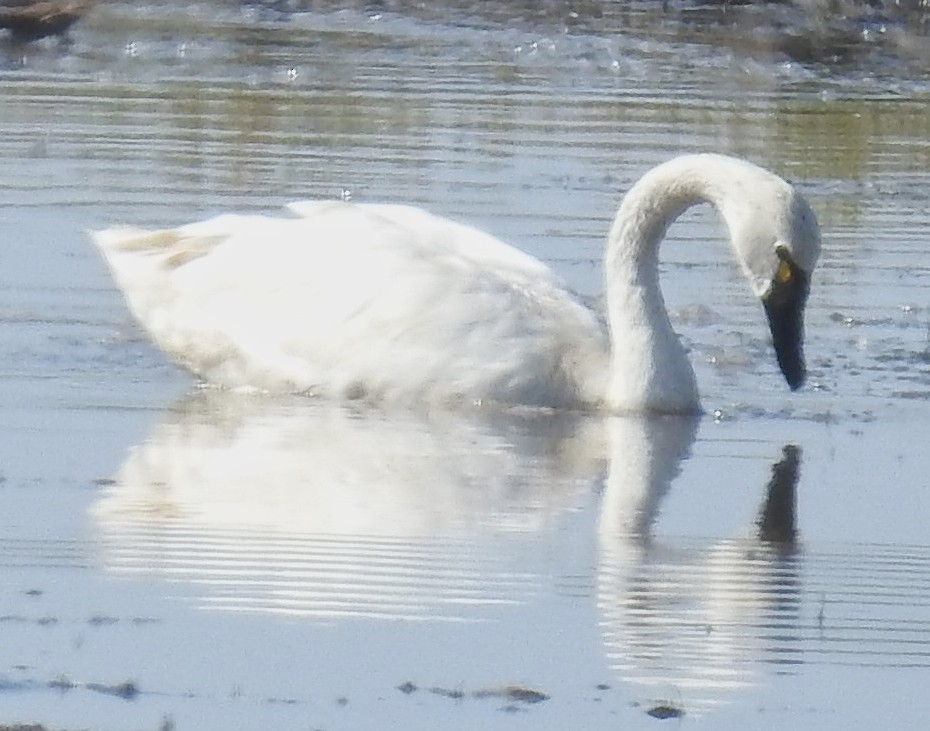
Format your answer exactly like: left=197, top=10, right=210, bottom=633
left=603, top=161, right=730, bottom=414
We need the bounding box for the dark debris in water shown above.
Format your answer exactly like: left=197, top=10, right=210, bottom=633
left=86, top=680, right=139, bottom=700
left=263, top=695, right=299, bottom=705
left=131, top=616, right=162, bottom=625
left=0, top=614, right=57, bottom=626
left=646, top=702, right=685, bottom=720
left=47, top=675, right=139, bottom=701
left=892, top=389, right=930, bottom=400
left=47, top=675, right=75, bottom=693
left=473, top=685, right=550, bottom=704
left=396, top=680, right=418, bottom=694
left=87, top=614, right=119, bottom=626
left=397, top=680, right=549, bottom=706
left=429, top=685, right=466, bottom=700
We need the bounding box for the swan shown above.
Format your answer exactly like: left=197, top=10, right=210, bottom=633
left=91, top=153, right=821, bottom=413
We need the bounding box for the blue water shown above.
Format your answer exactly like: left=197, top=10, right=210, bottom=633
left=2, top=2, right=930, bottom=729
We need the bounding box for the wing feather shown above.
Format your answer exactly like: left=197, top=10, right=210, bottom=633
left=93, top=202, right=607, bottom=405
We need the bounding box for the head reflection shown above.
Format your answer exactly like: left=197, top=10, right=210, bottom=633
left=93, top=392, right=804, bottom=711
left=598, top=441, right=803, bottom=712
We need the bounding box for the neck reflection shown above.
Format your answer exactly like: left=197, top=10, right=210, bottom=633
left=93, top=391, right=803, bottom=710
left=598, top=436, right=802, bottom=711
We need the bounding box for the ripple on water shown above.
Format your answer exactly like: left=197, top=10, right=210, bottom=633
left=599, top=537, right=930, bottom=709
left=2, top=2, right=930, bottom=727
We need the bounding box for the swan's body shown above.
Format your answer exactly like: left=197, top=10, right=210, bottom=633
left=92, top=154, right=820, bottom=413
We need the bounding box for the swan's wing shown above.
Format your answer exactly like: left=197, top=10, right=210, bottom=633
left=92, top=202, right=607, bottom=406
left=286, top=201, right=555, bottom=283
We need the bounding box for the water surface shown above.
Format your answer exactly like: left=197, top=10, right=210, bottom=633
left=2, top=2, right=930, bottom=728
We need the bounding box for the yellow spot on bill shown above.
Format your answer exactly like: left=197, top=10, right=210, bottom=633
left=776, top=258, right=793, bottom=284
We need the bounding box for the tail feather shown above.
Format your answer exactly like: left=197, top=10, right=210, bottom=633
left=91, top=227, right=225, bottom=269
left=90, top=226, right=156, bottom=252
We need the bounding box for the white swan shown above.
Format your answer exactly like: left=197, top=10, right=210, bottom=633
left=91, top=154, right=820, bottom=413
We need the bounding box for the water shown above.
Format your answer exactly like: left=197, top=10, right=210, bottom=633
left=2, top=1, right=930, bottom=728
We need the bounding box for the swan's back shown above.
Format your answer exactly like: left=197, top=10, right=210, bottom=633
left=92, top=202, right=608, bottom=407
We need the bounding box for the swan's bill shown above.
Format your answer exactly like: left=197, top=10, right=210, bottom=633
left=762, top=246, right=810, bottom=391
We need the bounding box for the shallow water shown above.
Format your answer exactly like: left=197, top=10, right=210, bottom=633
left=2, top=1, right=930, bottom=728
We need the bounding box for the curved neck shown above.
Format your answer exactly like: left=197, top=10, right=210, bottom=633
left=603, top=158, right=734, bottom=413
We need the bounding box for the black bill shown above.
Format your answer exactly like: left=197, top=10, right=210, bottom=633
left=762, top=247, right=810, bottom=391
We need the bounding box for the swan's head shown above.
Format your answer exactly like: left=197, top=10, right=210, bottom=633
left=726, top=181, right=821, bottom=391
left=606, top=153, right=821, bottom=410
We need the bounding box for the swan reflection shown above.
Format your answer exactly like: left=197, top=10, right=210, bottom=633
left=599, top=443, right=801, bottom=711
left=94, top=392, right=607, bottom=621
left=93, top=391, right=801, bottom=708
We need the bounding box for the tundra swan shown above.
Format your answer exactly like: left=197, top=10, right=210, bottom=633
left=91, top=153, right=820, bottom=413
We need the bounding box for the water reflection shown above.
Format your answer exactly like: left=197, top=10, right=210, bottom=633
left=94, top=392, right=802, bottom=707
left=92, top=393, right=930, bottom=711
left=598, top=443, right=802, bottom=710
left=93, top=392, right=607, bottom=621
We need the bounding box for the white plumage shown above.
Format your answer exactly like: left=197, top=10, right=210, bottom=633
left=91, top=154, right=821, bottom=413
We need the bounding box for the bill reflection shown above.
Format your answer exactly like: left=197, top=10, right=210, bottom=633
left=598, top=441, right=803, bottom=711
left=93, top=391, right=804, bottom=710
